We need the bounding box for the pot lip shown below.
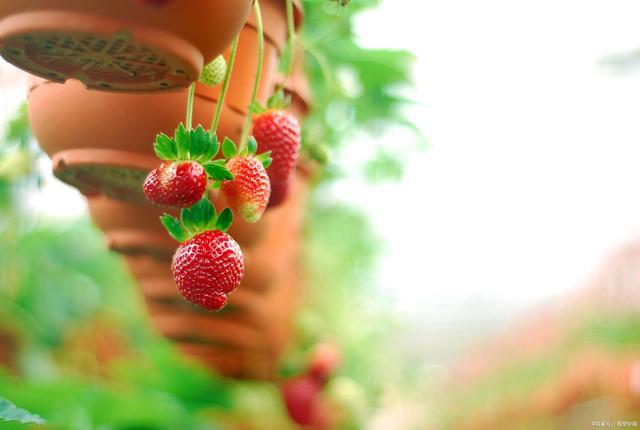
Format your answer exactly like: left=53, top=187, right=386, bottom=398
left=0, top=10, right=203, bottom=93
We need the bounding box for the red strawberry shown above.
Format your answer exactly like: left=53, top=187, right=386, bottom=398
left=281, top=375, right=323, bottom=427
left=308, top=343, right=341, bottom=383
left=143, top=160, right=206, bottom=208
left=172, top=230, right=244, bottom=311
left=221, top=156, right=270, bottom=223
left=252, top=110, right=301, bottom=206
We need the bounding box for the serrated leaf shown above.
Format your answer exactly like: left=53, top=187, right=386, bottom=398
left=154, top=133, right=178, bottom=160
left=262, top=157, right=272, bottom=169
left=247, top=136, right=258, bottom=155
left=189, top=126, right=207, bottom=157
left=202, top=133, right=220, bottom=161
left=216, top=208, right=233, bottom=232
left=203, top=162, right=234, bottom=181
left=181, top=198, right=215, bottom=234
left=0, top=397, right=45, bottom=426
left=174, top=123, right=190, bottom=159
left=221, top=137, right=238, bottom=158
left=160, top=214, right=189, bottom=242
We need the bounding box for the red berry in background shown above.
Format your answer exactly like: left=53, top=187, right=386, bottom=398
left=268, top=179, right=290, bottom=207
left=221, top=156, right=271, bottom=223
left=172, top=230, right=244, bottom=311
left=281, top=375, right=323, bottom=427
left=252, top=110, right=301, bottom=206
left=308, top=343, right=342, bottom=384
left=143, top=161, right=206, bottom=208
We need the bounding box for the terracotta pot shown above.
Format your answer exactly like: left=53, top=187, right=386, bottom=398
left=122, top=173, right=307, bottom=379
left=0, top=0, right=253, bottom=92
left=27, top=5, right=300, bottom=202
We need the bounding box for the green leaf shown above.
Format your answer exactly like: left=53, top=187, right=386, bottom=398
left=247, top=136, right=258, bottom=155
left=181, top=198, right=215, bottom=234
left=202, top=133, right=220, bottom=162
left=0, top=397, right=45, bottom=426
left=250, top=102, right=267, bottom=115
left=154, top=133, right=178, bottom=160
left=221, top=137, right=238, bottom=158
left=266, top=89, right=290, bottom=110
left=160, top=214, right=190, bottom=242
left=262, top=157, right=272, bottom=169
left=216, top=208, right=233, bottom=232
left=188, top=125, right=209, bottom=161
left=202, top=162, right=234, bottom=181
left=256, top=150, right=272, bottom=162
left=174, top=123, right=190, bottom=159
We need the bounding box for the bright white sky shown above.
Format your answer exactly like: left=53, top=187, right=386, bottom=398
left=330, top=0, right=640, bottom=352
left=4, top=0, right=640, bottom=356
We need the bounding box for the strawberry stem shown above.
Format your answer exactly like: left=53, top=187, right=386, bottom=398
left=211, top=35, right=240, bottom=134
left=185, top=82, right=196, bottom=130
left=276, top=0, right=296, bottom=94
left=239, top=0, right=264, bottom=153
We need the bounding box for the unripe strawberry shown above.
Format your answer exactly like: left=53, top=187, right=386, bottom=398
left=143, top=160, right=207, bottom=208
left=199, top=55, right=227, bottom=86
left=221, top=156, right=271, bottom=223
left=252, top=110, right=301, bottom=206
left=172, top=230, right=244, bottom=311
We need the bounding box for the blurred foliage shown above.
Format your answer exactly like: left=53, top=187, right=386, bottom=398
left=299, top=0, right=416, bottom=180
left=0, top=1, right=415, bottom=429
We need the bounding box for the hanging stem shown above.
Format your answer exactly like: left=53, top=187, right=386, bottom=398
left=185, top=83, right=196, bottom=130
left=211, top=35, right=240, bottom=134
left=239, top=0, right=264, bottom=153
left=276, top=0, right=297, bottom=93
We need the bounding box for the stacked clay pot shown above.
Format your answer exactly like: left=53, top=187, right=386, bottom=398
left=27, top=0, right=302, bottom=201
left=24, top=0, right=308, bottom=378
left=0, top=0, right=254, bottom=92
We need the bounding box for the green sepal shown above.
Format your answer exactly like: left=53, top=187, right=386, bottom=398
left=189, top=125, right=219, bottom=163
left=256, top=150, right=272, bottom=162
left=210, top=181, right=221, bottom=189
left=221, top=137, right=238, bottom=158
left=267, top=89, right=291, bottom=110
left=262, top=157, right=272, bottom=169
left=174, top=123, right=190, bottom=159
left=216, top=208, right=233, bottom=232
left=203, top=162, right=234, bottom=181
left=154, top=133, right=178, bottom=160
left=250, top=102, right=267, bottom=116
left=247, top=136, right=258, bottom=155
left=180, top=197, right=215, bottom=234
left=160, top=214, right=190, bottom=242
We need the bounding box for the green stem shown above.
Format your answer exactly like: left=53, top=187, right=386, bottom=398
left=211, top=35, right=240, bottom=134
left=276, top=0, right=296, bottom=93
left=185, top=83, right=196, bottom=130
left=239, top=0, right=264, bottom=153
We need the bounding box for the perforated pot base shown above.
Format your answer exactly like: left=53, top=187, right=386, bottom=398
left=52, top=149, right=157, bottom=202
left=0, top=11, right=201, bottom=92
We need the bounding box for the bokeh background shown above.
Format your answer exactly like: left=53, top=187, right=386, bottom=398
left=3, top=0, right=640, bottom=429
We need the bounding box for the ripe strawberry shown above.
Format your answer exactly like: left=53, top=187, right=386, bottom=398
left=252, top=110, right=301, bottom=206
left=172, top=230, right=244, bottom=311
left=281, top=375, right=322, bottom=427
left=143, top=160, right=206, bottom=208
left=221, top=156, right=270, bottom=223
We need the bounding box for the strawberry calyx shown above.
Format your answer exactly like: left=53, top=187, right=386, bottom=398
left=154, top=123, right=235, bottom=186
left=251, top=89, right=291, bottom=116
left=221, top=135, right=272, bottom=169
left=160, top=197, right=233, bottom=242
